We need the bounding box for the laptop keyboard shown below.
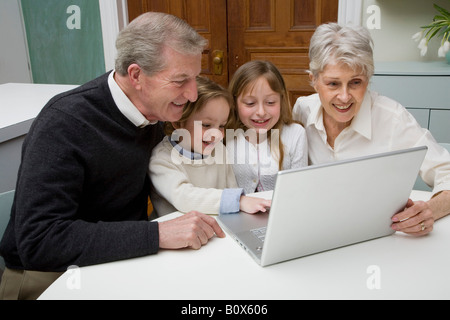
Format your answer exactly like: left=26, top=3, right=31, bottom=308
left=251, top=227, right=267, bottom=242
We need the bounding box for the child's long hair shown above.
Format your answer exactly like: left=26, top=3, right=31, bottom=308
left=164, top=76, right=235, bottom=136
left=228, top=60, right=301, bottom=170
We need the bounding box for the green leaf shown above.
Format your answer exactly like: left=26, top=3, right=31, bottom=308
left=418, top=2, right=450, bottom=43
left=434, top=4, right=450, bottom=19
left=434, top=15, right=447, bottom=21
left=427, top=27, right=441, bottom=40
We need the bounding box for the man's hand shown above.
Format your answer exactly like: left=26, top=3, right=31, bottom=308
left=158, top=211, right=226, bottom=249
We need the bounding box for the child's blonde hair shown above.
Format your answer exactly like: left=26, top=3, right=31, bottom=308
left=228, top=60, right=301, bottom=170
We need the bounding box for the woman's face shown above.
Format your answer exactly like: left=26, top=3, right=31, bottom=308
left=312, top=62, right=369, bottom=130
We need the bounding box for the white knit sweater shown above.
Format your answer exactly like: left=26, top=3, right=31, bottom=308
left=149, top=136, right=239, bottom=216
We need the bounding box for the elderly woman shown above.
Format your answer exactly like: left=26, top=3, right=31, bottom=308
left=293, top=23, right=450, bottom=236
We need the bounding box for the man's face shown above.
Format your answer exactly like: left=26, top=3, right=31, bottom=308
left=134, top=46, right=203, bottom=123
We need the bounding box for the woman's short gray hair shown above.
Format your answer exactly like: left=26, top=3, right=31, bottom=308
left=115, top=12, right=207, bottom=76
left=309, top=23, right=374, bottom=79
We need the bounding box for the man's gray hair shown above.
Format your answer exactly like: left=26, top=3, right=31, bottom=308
left=115, top=12, right=207, bottom=76
left=309, top=23, right=374, bottom=79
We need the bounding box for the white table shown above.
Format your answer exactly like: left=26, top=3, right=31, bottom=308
left=39, top=190, right=450, bottom=300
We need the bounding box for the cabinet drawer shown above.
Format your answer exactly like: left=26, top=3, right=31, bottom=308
left=406, top=108, right=429, bottom=129
left=429, top=110, right=450, bottom=143
left=371, top=76, right=450, bottom=109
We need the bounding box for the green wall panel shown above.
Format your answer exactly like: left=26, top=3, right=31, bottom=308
left=21, top=0, right=105, bottom=84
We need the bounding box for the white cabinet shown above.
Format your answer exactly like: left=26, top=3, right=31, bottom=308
left=370, top=61, right=450, bottom=143
left=429, top=110, right=450, bottom=143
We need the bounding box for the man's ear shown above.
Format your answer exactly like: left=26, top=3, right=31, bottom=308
left=128, top=64, right=142, bottom=90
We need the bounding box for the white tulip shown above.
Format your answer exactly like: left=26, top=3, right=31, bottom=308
left=438, top=45, right=445, bottom=57
left=438, top=40, right=450, bottom=57
left=418, top=38, right=428, bottom=56
left=444, top=40, right=450, bottom=52
left=412, top=31, right=423, bottom=42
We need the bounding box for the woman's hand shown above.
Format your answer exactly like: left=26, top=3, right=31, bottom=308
left=391, top=198, right=434, bottom=236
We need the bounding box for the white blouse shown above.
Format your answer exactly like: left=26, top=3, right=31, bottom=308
left=292, top=90, right=450, bottom=195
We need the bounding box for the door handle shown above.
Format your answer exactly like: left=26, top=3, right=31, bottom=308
left=212, top=50, right=224, bottom=75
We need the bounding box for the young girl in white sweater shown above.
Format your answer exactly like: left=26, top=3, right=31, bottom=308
left=227, top=60, right=308, bottom=194
left=149, top=76, right=271, bottom=217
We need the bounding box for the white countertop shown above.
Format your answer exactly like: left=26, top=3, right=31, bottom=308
left=0, top=83, right=77, bottom=143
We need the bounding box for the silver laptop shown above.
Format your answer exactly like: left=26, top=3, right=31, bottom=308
left=218, top=146, right=427, bottom=267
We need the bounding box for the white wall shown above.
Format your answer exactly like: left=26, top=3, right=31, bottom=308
left=99, top=0, right=128, bottom=71
left=361, top=0, right=449, bottom=62
left=0, top=0, right=32, bottom=84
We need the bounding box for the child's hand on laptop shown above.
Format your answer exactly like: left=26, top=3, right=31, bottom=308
left=240, top=196, right=271, bottom=214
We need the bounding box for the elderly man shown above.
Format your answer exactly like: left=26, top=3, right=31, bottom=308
left=0, top=12, right=224, bottom=300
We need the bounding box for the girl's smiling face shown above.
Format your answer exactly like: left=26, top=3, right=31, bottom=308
left=180, top=96, right=230, bottom=155
left=236, top=76, right=281, bottom=135
left=312, top=62, right=369, bottom=131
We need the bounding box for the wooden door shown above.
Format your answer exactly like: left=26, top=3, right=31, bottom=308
left=127, top=0, right=338, bottom=101
left=228, top=0, right=338, bottom=102
left=127, top=0, right=229, bottom=87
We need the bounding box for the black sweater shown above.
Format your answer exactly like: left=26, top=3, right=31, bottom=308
left=0, top=72, right=164, bottom=272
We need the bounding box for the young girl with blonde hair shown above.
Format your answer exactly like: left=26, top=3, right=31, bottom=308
left=227, top=60, right=308, bottom=194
